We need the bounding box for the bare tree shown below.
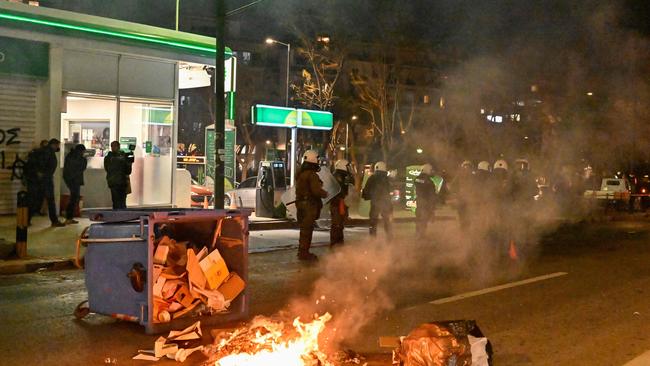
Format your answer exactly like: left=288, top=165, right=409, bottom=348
left=350, top=62, right=415, bottom=161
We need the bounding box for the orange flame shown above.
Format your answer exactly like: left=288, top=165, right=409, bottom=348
left=215, top=313, right=333, bottom=366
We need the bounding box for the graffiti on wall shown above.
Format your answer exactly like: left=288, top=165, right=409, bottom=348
left=0, top=127, right=25, bottom=181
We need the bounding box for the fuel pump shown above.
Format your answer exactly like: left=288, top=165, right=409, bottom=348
left=255, top=161, right=287, bottom=218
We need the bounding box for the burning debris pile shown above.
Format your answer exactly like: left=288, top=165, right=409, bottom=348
left=205, top=313, right=335, bottom=366
left=152, top=231, right=245, bottom=323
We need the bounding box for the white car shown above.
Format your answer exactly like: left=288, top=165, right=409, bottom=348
left=584, top=178, right=631, bottom=201
left=224, top=177, right=257, bottom=208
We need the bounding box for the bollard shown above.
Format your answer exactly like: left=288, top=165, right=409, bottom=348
left=15, top=190, right=28, bottom=258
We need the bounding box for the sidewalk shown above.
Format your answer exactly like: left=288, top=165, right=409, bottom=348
left=0, top=206, right=456, bottom=274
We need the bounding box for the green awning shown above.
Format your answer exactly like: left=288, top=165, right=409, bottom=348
left=0, top=2, right=230, bottom=58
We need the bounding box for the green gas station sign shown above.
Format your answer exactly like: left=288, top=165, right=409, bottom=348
left=298, top=109, right=333, bottom=130
left=251, top=105, right=333, bottom=130
left=251, top=105, right=297, bottom=128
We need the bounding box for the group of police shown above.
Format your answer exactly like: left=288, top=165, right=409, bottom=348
left=294, top=148, right=539, bottom=261
left=452, top=158, right=539, bottom=255
left=293, top=149, right=444, bottom=261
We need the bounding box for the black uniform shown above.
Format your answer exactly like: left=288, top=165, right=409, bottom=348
left=454, top=168, right=475, bottom=229
left=24, top=147, right=43, bottom=224
left=414, top=172, right=437, bottom=236
left=63, top=145, right=87, bottom=220
left=362, top=171, right=392, bottom=237
left=330, top=169, right=351, bottom=246
left=295, top=162, right=328, bottom=259
left=104, top=151, right=132, bottom=209
left=32, top=145, right=61, bottom=224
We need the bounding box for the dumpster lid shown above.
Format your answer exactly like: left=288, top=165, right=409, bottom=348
left=84, top=208, right=251, bottom=223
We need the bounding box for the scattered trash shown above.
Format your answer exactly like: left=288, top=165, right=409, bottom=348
left=389, top=320, right=492, bottom=366
left=151, top=233, right=246, bottom=323
left=133, top=321, right=205, bottom=363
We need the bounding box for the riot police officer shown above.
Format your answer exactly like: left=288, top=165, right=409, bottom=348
left=295, top=150, right=328, bottom=261
left=454, top=160, right=475, bottom=229
left=330, top=159, right=352, bottom=246
left=415, top=163, right=437, bottom=237
left=362, top=161, right=392, bottom=238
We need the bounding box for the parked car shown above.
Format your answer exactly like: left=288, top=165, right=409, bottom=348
left=224, top=177, right=257, bottom=208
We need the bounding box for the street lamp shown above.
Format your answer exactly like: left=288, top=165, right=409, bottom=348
left=266, top=37, right=296, bottom=185
left=265, top=38, right=290, bottom=107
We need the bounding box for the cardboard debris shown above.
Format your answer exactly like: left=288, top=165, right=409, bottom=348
left=150, top=226, right=245, bottom=323
left=199, top=249, right=229, bottom=290
left=173, top=285, right=196, bottom=308
left=132, top=354, right=160, bottom=361
left=172, top=300, right=200, bottom=319
left=153, top=276, right=167, bottom=298
left=186, top=249, right=207, bottom=290
left=166, top=346, right=203, bottom=362
left=153, top=245, right=170, bottom=265
left=168, top=320, right=202, bottom=340
left=218, top=272, right=246, bottom=302
left=379, top=336, right=401, bottom=348
left=193, top=287, right=228, bottom=312
left=154, top=336, right=178, bottom=358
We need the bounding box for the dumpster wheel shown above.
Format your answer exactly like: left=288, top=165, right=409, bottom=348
left=74, top=300, right=90, bottom=319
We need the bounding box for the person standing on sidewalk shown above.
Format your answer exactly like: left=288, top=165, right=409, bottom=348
left=104, top=141, right=132, bottom=209
left=39, top=139, right=65, bottom=227
left=295, top=150, right=328, bottom=261
left=362, top=161, right=392, bottom=238
left=330, top=159, right=352, bottom=246
left=63, top=144, right=87, bottom=224
left=24, top=141, right=47, bottom=226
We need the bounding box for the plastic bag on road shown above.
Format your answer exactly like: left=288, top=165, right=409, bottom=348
left=394, top=320, right=491, bottom=366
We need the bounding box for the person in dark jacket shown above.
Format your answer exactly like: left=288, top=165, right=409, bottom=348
left=295, top=150, right=328, bottom=261
left=330, top=159, right=353, bottom=246
left=63, top=144, right=87, bottom=224
left=415, top=163, right=438, bottom=237
left=24, top=142, right=47, bottom=225
left=104, top=141, right=132, bottom=209
left=362, top=161, right=392, bottom=238
left=38, top=139, right=64, bottom=227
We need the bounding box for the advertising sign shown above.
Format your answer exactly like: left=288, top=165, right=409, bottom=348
left=206, top=124, right=236, bottom=192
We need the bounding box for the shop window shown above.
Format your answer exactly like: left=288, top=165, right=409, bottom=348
left=61, top=94, right=117, bottom=208
left=119, top=99, right=174, bottom=206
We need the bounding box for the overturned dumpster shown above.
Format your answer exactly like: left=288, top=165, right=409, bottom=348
left=74, top=209, right=251, bottom=334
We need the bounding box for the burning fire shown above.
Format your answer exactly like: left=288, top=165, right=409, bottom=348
left=212, top=313, right=334, bottom=366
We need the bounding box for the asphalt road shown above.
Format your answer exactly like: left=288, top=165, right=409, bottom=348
left=1, top=219, right=650, bottom=365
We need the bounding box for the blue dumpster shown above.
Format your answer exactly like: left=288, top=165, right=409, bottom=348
left=76, top=209, right=251, bottom=334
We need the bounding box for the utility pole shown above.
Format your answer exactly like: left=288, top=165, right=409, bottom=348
left=214, top=0, right=225, bottom=209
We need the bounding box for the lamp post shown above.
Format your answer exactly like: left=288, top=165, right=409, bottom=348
left=266, top=38, right=297, bottom=186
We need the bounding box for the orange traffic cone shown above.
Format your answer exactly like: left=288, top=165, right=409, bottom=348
left=509, top=239, right=519, bottom=260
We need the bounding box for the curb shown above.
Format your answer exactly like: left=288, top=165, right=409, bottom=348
left=0, top=257, right=75, bottom=275
left=248, top=215, right=455, bottom=231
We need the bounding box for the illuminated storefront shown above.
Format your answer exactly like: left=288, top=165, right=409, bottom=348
left=0, top=2, right=230, bottom=211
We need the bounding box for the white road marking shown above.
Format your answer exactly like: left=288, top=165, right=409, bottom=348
left=429, top=272, right=568, bottom=305
left=623, top=350, right=650, bottom=366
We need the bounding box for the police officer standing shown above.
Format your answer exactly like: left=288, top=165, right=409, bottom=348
left=454, top=160, right=475, bottom=229
left=415, top=163, right=437, bottom=237
left=63, top=144, right=87, bottom=224
left=295, top=150, right=328, bottom=261
left=104, top=141, right=132, bottom=209
left=330, top=159, right=352, bottom=246
left=362, top=161, right=392, bottom=238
